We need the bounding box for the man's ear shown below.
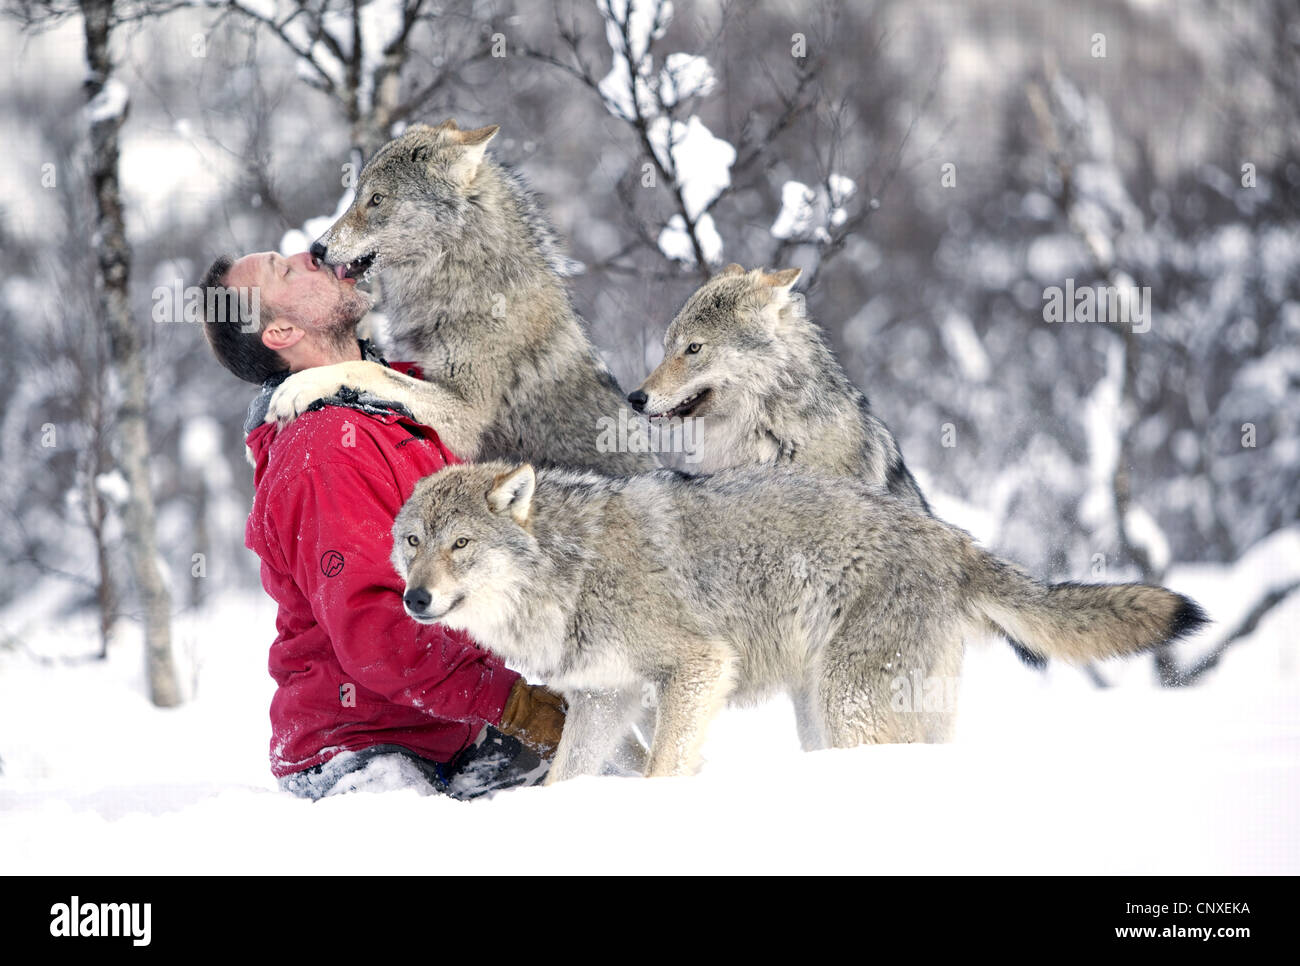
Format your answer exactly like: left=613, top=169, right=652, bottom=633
left=261, top=320, right=304, bottom=353
left=448, top=124, right=499, bottom=186
left=486, top=463, right=535, bottom=527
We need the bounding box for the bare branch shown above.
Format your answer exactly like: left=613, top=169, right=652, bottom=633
left=1176, top=581, right=1300, bottom=685
left=224, top=0, right=339, bottom=96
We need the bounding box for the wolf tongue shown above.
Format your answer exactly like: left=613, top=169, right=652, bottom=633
left=334, top=263, right=348, bottom=280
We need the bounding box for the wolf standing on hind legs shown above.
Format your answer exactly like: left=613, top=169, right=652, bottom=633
left=265, top=119, right=655, bottom=477
left=629, top=263, right=929, bottom=510
left=390, top=461, right=1208, bottom=781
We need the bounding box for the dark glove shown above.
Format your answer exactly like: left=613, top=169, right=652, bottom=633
left=498, top=680, right=567, bottom=759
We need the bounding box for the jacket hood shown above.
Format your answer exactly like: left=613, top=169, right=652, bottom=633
left=243, top=340, right=414, bottom=473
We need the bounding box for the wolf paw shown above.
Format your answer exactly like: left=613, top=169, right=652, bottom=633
left=265, top=361, right=385, bottom=427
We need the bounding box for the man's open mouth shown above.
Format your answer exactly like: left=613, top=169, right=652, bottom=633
left=333, top=252, right=377, bottom=281
left=650, top=388, right=711, bottom=419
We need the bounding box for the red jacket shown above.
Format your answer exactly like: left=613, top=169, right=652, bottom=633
left=244, top=367, right=519, bottom=778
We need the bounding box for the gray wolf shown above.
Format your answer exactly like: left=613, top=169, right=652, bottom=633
left=629, top=263, right=1059, bottom=671
left=265, top=119, right=655, bottom=476
left=628, top=264, right=928, bottom=510
left=390, top=461, right=1208, bottom=780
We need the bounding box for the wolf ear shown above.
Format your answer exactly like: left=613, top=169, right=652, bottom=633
left=719, top=263, right=746, bottom=278
left=403, top=124, right=442, bottom=165
left=757, top=267, right=803, bottom=325
left=448, top=124, right=499, bottom=185
left=758, top=267, right=802, bottom=294
left=487, top=463, right=535, bottom=527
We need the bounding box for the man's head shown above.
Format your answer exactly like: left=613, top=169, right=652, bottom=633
left=201, top=250, right=372, bottom=383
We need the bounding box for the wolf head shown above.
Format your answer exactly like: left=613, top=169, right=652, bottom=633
left=391, top=462, right=539, bottom=634
left=630, top=264, right=805, bottom=420
left=311, top=118, right=500, bottom=282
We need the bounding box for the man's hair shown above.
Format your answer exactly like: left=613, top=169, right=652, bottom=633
left=200, top=254, right=289, bottom=384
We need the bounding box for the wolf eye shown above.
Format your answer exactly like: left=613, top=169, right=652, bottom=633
left=406, top=534, right=419, bottom=547
left=686, top=342, right=702, bottom=354
left=369, top=193, right=385, bottom=207
left=453, top=537, right=470, bottom=550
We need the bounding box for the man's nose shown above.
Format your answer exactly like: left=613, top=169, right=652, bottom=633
left=309, top=240, right=328, bottom=262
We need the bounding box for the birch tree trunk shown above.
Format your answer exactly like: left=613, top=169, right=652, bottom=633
left=81, top=0, right=180, bottom=707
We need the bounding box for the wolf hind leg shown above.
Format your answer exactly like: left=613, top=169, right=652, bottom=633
left=815, top=601, right=957, bottom=748
left=789, top=677, right=826, bottom=751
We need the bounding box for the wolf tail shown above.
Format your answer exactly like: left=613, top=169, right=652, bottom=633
left=969, top=551, right=1208, bottom=665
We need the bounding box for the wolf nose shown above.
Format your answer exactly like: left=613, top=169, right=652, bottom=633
left=627, top=390, right=648, bottom=411
left=309, top=240, right=328, bottom=262
left=403, top=588, right=432, bottom=614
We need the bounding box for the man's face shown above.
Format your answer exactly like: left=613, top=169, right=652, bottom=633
left=226, top=250, right=371, bottom=335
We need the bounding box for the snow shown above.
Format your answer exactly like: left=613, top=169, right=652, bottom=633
left=770, top=176, right=856, bottom=243
left=658, top=212, right=722, bottom=265
left=94, top=470, right=130, bottom=507
left=593, top=0, right=733, bottom=266
left=940, top=310, right=991, bottom=382
left=648, top=115, right=734, bottom=218
left=648, top=116, right=735, bottom=264
left=596, top=0, right=672, bottom=120
left=597, top=48, right=657, bottom=121
left=599, top=0, right=671, bottom=68
left=120, top=130, right=236, bottom=233
left=179, top=416, right=223, bottom=470
left=1078, top=339, right=1123, bottom=537
left=2, top=536, right=1296, bottom=874
left=658, top=52, right=716, bottom=104
left=85, top=79, right=128, bottom=125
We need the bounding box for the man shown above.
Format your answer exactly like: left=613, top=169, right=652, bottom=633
left=201, top=249, right=565, bottom=800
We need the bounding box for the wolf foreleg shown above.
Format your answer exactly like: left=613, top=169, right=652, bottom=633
left=645, top=642, right=737, bottom=778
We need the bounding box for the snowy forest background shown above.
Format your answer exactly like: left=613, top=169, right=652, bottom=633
left=1, top=0, right=1298, bottom=719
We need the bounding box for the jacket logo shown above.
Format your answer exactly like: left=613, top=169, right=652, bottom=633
left=320, top=550, right=345, bottom=577
left=396, top=424, right=426, bottom=448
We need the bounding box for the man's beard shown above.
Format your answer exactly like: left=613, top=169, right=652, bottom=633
left=314, top=286, right=373, bottom=356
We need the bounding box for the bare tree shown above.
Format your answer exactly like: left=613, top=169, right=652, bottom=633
left=11, top=0, right=182, bottom=702
left=213, top=0, right=497, bottom=160
left=83, top=0, right=180, bottom=704
left=519, top=0, right=925, bottom=290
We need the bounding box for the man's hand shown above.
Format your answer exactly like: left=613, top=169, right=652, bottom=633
left=266, top=360, right=393, bottom=428
left=498, top=680, right=567, bottom=759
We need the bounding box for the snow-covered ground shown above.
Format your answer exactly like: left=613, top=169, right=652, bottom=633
left=2, top=529, right=1298, bottom=875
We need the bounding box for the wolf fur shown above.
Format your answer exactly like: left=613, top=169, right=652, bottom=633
left=632, top=264, right=928, bottom=510
left=266, top=119, right=654, bottom=475
left=390, top=461, right=1208, bottom=780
